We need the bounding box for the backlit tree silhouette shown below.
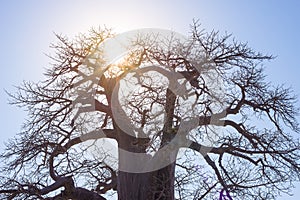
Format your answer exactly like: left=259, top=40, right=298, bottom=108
left=0, top=23, right=299, bottom=200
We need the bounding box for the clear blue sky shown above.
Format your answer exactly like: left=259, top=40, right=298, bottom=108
left=0, top=1, right=299, bottom=199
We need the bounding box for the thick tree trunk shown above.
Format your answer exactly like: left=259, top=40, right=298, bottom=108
left=117, top=135, right=177, bottom=200
left=151, top=162, right=176, bottom=200
left=117, top=171, right=154, bottom=200
left=116, top=130, right=177, bottom=200
left=115, top=88, right=177, bottom=200
left=117, top=164, right=176, bottom=200
left=116, top=125, right=154, bottom=200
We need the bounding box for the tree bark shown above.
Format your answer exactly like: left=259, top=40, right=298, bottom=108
left=117, top=171, right=154, bottom=200
left=117, top=164, right=176, bottom=200
left=116, top=127, right=176, bottom=200
left=116, top=127, right=177, bottom=199
left=116, top=87, right=177, bottom=200
left=151, top=162, right=176, bottom=200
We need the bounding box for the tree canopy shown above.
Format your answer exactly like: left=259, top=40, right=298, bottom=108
left=1, top=23, right=300, bottom=200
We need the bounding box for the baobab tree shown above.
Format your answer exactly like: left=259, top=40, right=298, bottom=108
left=0, top=23, right=299, bottom=200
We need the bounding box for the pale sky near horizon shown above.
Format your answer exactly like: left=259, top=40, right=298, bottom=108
left=0, top=1, right=299, bottom=199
